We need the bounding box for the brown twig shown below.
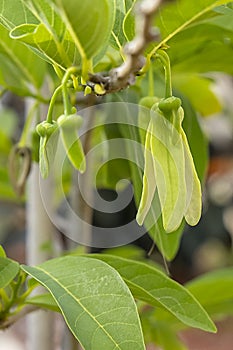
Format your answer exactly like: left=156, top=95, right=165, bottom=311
left=0, top=305, right=38, bottom=330
left=88, top=0, right=161, bottom=94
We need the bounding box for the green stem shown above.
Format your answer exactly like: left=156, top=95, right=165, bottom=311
left=148, top=65, right=154, bottom=97
left=46, top=85, right=63, bottom=123
left=61, top=67, right=79, bottom=116
left=156, top=49, right=172, bottom=98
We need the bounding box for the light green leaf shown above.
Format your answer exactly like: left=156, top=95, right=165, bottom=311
left=136, top=121, right=156, bottom=226
left=138, top=96, right=160, bottom=146
left=0, top=246, right=6, bottom=258
left=180, top=128, right=202, bottom=227
left=186, top=267, right=233, bottom=319
left=114, top=96, right=184, bottom=260
left=0, top=257, right=20, bottom=288
left=25, top=293, right=60, bottom=312
left=150, top=107, right=187, bottom=233
left=0, top=24, right=46, bottom=94
left=22, top=256, right=146, bottom=350
left=181, top=94, right=209, bottom=182
left=38, top=125, right=59, bottom=179
left=172, top=42, right=233, bottom=75
left=151, top=0, right=231, bottom=55
left=173, top=74, right=222, bottom=116
left=141, top=314, right=188, bottom=350
left=58, top=114, right=86, bottom=173
left=123, top=5, right=135, bottom=42
left=90, top=254, right=216, bottom=333
left=110, top=0, right=127, bottom=49
left=5, top=0, right=77, bottom=69
left=56, top=0, right=115, bottom=61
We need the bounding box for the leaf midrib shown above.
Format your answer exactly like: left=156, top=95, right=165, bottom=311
left=32, top=265, right=123, bottom=350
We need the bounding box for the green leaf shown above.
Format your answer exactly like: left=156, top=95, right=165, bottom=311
left=136, top=121, right=157, bottom=226
left=58, top=114, right=86, bottom=173
left=0, top=24, right=46, bottom=94
left=90, top=254, right=216, bottom=333
left=0, top=257, right=20, bottom=288
left=110, top=0, right=127, bottom=49
left=22, top=256, right=146, bottom=350
left=56, top=0, right=115, bottom=61
left=123, top=5, right=135, bottom=42
left=150, top=108, right=187, bottom=233
left=181, top=94, right=209, bottom=182
left=173, top=74, right=222, bottom=116
left=1, top=0, right=78, bottom=69
left=25, top=293, right=60, bottom=312
left=113, top=95, right=184, bottom=260
left=38, top=125, right=59, bottom=179
left=0, top=246, right=6, bottom=258
left=151, top=0, right=231, bottom=54
left=141, top=313, right=188, bottom=350
left=186, top=267, right=233, bottom=319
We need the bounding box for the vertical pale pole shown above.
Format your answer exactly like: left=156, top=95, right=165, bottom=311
left=26, top=99, right=54, bottom=350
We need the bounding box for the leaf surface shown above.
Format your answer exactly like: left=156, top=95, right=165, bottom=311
left=0, top=257, right=20, bottom=288
left=90, top=254, right=216, bottom=333
left=22, top=256, right=146, bottom=350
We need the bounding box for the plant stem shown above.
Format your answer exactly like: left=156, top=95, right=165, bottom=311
left=46, top=85, right=63, bottom=123
left=156, top=49, right=172, bottom=98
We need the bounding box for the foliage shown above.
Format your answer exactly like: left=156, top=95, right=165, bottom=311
left=0, top=1, right=233, bottom=349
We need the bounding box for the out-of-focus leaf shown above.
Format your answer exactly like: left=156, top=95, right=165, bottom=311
left=123, top=5, right=135, bottom=42
left=0, top=257, right=19, bottom=288
left=180, top=94, right=209, bottom=182
left=0, top=246, right=6, bottom=258
left=151, top=0, right=231, bottom=53
left=0, top=24, right=46, bottom=94
left=25, top=293, right=60, bottom=312
left=173, top=74, right=222, bottom=116
left=186, top=267, right=233, bottom=319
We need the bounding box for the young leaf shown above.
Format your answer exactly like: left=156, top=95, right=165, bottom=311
left=151, top=0, right=231, bottom=55
left=91, top=254, right=217, bottom=333
left=150, top=108, right=187, bottom=233
left=0, top=246, right=6, bottom=258
left=37, top=122, right=59, bottom=179
left=115, top=98, right=184, bottom=260
left=173, top=74, right=222, bottom=116
left=180, top=128, right=202, bottom=226
left=186, top=267, right=233, bottom=319
left=57, top=114, right=86, bottom=173
left=1, top=0, right=79, bottom=69
left=56, top=0, right=115, bottom=61
left=136, top=121, right=156, bottom=226
left=0, top=257, right=20, bottom=288
left=22, top=256, right=146, bottom=350
left=123, top=5, right=135, bottom=42
left=0, top=24, right=46, bottom=94
left=179, top=94, right=208, bottom=182
left=110, top=0, right=127, bottom=49
left=25, top=293, right=60, bottom=313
